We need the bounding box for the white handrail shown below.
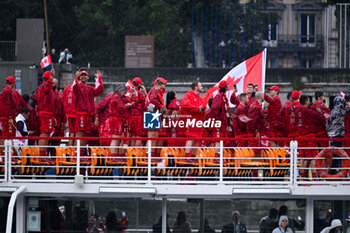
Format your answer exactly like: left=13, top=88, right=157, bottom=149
left=6, top=186, right=26, bottom=233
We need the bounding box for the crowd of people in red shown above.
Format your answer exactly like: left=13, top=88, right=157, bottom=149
left=1, top=69, right=350, bottom=178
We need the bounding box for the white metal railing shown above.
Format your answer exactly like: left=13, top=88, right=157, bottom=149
left=1, top=139, right=349, bottom=186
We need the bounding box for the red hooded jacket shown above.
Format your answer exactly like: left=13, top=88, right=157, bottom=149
left=233, top=104, right=248, bottom=136
left=180, top=90, right=205, bottom=121
left=12, top=90, right=33, bottom=116
left=130, top=90, right=146, bottom=115
left=62, top=84, right=76, bottom=117
left=36, top=80, right=55, bottom=114
left=95, top=92, right=114, bottom=122
left=109, top=93, right=131, bottom=120
left=279, top=102, right=292, bottom=137
left=207, top=92, right=230, bottom=128
left=0, top=86, right=16, bottom=119
left=247, top=101, right=266, bottom=136
left=298, top=106, right=325, bottom=136
left=73, top=79, right=104, bottom=114
left=264, top=93, right=281, bottom=124
left=146, top=87, right=164, bottom=112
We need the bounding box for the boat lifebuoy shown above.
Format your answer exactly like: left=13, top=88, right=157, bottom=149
left=315, top=148, right=350, bottom=179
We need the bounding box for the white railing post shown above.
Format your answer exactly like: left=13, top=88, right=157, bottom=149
left=292, top=140, right=298, bottom=186
left=77, top=140, right=80, bottom=175
left=219, top=140, right=224, bottom=183
left=289, top=140, right=295, bottom=186
left=147, top=141, right=152, bottom=183
left=4, top=140, right=9, bottom=182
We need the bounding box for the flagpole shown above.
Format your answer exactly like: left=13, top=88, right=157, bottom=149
left=44, top=0, right=50, bottom=55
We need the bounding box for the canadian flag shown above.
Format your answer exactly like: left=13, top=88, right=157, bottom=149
left=125, top=80, right=134, bottom=97
left=339, top=90, right=346, bottom=99
left=203, top=49, right=267, bottom=107
left=40, top=55, right=52, bottom=68
left=238, top=115, right=252, bottom=123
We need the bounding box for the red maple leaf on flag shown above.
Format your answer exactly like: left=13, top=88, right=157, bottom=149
left=226, top=76, right=243, bottom=90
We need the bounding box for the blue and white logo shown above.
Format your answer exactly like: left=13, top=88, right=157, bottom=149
left=143, top=111, right=161, bottom=129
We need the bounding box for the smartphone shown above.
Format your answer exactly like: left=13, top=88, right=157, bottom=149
left=297, top=216, right=301, bottom=221
left=122, top=211, right=126, bottom=217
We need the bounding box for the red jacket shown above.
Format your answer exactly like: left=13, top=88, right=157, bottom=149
left=230, top=94, right=254, bottom=107
left=36, top=80, right=55, bottom=114
left=264, top=93, right=281, bottom=123
left=146, top=88, right=164, bottom=111
left=62, top=84, right=76, bottom=117
left=313, top=102, right=330, bottom=135
left=168, top=99, right=182, bottom=115
left=208, top=92, right=230, bottom=127
left=73, top=81, right=104, bottom=114
left=109, top=93, right=131, bottom=120
left=298, top=106, right=325, bottom=136
left=279, top=102, right=292, bottom=137
left=12, top=90, right=33, bottom=116
left=53, top=90, right=64, bottom=120
left=0, top=86, right=16, bottom=119
left=95, top=92, right=114, bottom=122
left=288, top=101, right=302, bottom=137
left=345, top=112, right=350, bottom=134
left=180, top=90, right=205, bottom=121
left=130, top=90, right=146, bottom=115
left=247, top=101, right=266, bottom=136
left=233, top=104, right=248, bottom=136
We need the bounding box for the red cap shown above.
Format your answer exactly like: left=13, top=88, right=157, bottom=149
left=268, top=85, right=280, bottom=94
left=291, top=90, right=302, bottom=99
left=154, top=77, right=167, bottom=86
left=6, top=76, right=15, bottom=84
left=80, top=71, right=89, bottom=76
left=219, top=80, right=227, bottom=88
left=133, top=77, right=143, bottom=85
left=43, top=71, right=51, bottom=80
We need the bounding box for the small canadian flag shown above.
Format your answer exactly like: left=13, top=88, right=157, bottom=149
left=339, top=90, right=346, bottom=99
left=238, top=114, right=252, bottom=123
left=40, top=55, right=52, bottom=68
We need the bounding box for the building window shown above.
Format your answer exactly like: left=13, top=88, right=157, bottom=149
left=262, top=13, right=278, bottom=47
left=300, top=14, right=315, bottom=44
left=300, top=59, right=313, bottom=68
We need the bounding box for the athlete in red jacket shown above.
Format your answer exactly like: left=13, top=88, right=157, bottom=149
left=94, top=92, right=114, bottom=146
left=207, top=81, right=231, bottom=161
left=146, top=79, right=166, bottom=160
left=12, top=89, right=33, bottom=116
left=129, top=77, right=147, bottom=147
left=166, top=91, right=183, bottom=147
left=298, top=95, right=325, bottom=179
left=247, top=91, right=267, bottom=154
left=313, top=91, right=330, bottom=147
left=0, top=76, right=17, bottom=140
left=233, top=93, right=249, bottom=147
left=73, top=70, right=104, bottom=151
left=62, top=83, right=76, bottom=146
left=52, top=78, right=64, bottom=137
left=230, top=83, right=255, bottom=107
left=264, top=86, right=281, bottom=138
left=36, top=71, right=55, bottom=161
left=288, top=91, right=303, bottom=138
left=108, top=85, right=132, bottom=162
left=180, top=81, right=206, bottom=162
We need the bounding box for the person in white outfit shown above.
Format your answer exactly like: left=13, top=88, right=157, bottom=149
left=13, top=108, right=32, bottom=155
left=320, top=219, right=342, bottom=233
left=272, top=216, right=293, bottom=233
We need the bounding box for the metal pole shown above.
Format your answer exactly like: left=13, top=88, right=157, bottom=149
left=325, top=6, right=329, bottom=68
left=345, top=5, right=347, bottom=68
left=219, top=140, right=224, bottom=183
left=162, top=198, right=167, bottom=233
left=6, top=186, right=26, bottom=233
left=77, top=140, right=80, bottom=175
left=4, top=140, right=8, bottom=182
left=16, top=194, right=25, bottom=233
left=199, top=199, right=204, bottom=233
left=293, top=140, right=298, bottom=185
left=340, top=4, right=342, bottom=68
left=147, top=141, right=152, bottom=183
left=305, top=197, right=314, bottom=233
left=289, top=140, right=294, bottom=186
left=44, top=0, right=50, bottom=54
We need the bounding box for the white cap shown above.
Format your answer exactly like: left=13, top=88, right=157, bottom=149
left=330, top=219, right=342, bottom=229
